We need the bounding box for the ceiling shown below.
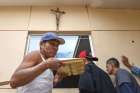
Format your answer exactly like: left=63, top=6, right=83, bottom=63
left=0, top=0, right=140, bottom=9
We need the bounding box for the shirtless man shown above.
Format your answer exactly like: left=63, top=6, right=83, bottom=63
left=10, top=32, right=65, bottom=93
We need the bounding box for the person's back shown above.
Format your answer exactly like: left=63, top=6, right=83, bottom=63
left=79, top=62, right=116, bottom=93
left=116, top=68, right=140, bottom=93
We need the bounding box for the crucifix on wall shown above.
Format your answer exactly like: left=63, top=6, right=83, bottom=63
left=51, top=8, right=66, bottom=31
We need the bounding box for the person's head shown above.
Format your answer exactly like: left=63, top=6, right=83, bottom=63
left=40, top=32, right=65, bottom=58
left=106, top=58, right=120, bottom=75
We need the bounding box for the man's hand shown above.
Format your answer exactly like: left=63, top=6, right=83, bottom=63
left=121, top=56, right=132, bottom=69
left=46, top=58, right=61, bottom=71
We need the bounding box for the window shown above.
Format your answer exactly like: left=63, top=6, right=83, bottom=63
left=26, top=33, right=94, bottom=88
left=27, top=34, right=94, bottom=58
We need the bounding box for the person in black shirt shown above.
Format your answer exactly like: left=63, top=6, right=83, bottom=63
left=78, top=50, right=116, bottom=93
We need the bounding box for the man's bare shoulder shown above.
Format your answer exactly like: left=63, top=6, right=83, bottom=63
left=23, top=50, right=41, bottom=64
left=14, top=51, right=41, bottom=70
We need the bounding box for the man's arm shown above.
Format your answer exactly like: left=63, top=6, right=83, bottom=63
left=121, top=56, right=140, bottom=77
left=10, top=51, right=60, bottom=88
left=121, top=56, right=133, bottom=69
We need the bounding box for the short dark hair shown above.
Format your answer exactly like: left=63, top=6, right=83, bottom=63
left=106, top=58, right=120, bottom=68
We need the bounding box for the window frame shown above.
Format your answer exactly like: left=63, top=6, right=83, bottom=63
left=26, top=33, right=95, bottom=58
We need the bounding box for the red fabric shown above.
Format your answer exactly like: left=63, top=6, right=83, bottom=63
left=79, top=50, right=98, bottom=61
left=79, top=50, right=87, bottom=58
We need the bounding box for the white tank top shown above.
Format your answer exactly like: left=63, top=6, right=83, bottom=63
left=17, top=53, right=54, bottom=93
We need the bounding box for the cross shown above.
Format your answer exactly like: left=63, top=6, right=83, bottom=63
left=51, top=8, right=65, bottom=31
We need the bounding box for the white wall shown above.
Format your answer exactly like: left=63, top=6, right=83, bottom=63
left=0, top=7, right=30, bottom=30
left=29, top=6, right=91, bottom=31
left=0, top=6, right=140, bottom=93
left=89, top=9, right=140, bottom=30
left=0, top=31, right=28, bottom=90
left=92, top=31, right=140, bottom=69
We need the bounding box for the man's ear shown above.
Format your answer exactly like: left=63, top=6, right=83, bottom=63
left=40, top=43, right=45, bottom=49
